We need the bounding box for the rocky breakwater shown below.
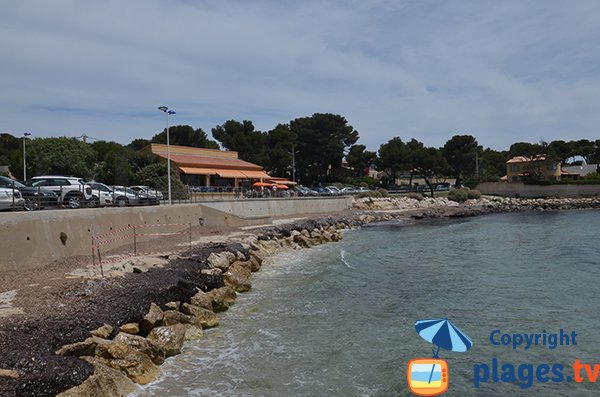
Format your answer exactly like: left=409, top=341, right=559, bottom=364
left=53, top=222, right=347, bottom=397
left=353, top=195, right=600, bottom=217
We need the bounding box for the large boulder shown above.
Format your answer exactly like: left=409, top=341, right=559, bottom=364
left=146, top=324, right=186, bottom=357
left=206, top=286, right=237, bottom=312
left=181, top=303, right=220, bottom=328
left=162, top=310, right=197, bottom=326
left=190, top=290, right=213, bottom=311
left=90, top=324, right=113, bottom=339
left=96, top=342, right=161, bottom=385
left=141, top=303, right=164, bottom=334
left=224, top=270, right=252, bottom=292
left=207, top=251, right=236, bottom=271
left=184, top=325, right=204, bottom=341
left=56, top=338, right=98, bottom=357
left=120, top=323, right=140, bottom=335
left=112, top=332, right=165, bottom=365
left=56, top=357, right=136, bottom=397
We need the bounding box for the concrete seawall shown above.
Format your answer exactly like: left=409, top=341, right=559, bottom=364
left=0, top=197, right=353, bottom=272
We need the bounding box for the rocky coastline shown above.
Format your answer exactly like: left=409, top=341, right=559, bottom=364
left=1, top=195, right=599, bottom=397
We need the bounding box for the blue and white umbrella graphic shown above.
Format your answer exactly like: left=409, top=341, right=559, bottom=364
left=415, top=318, right=473, bottom=384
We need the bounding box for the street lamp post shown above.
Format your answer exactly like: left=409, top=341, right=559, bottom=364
left=23, top=133, right=31, bottom=180
left=158, top=106, right=176, bottom=205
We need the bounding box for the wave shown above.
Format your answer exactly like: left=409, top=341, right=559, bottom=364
left=340, top=249, right=354, bottom=269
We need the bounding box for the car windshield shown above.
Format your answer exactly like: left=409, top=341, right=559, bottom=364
left=115, top=187, right=136, bottom=195
left=0, top=177, right=25, bottom=188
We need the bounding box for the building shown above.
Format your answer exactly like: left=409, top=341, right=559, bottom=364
left=505, top=156, right=564, bottom=182
left=141, top=144, right=271, bottom=188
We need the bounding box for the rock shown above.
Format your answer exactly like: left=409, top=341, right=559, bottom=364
left=141, top=303, right=164, bottom=334
left=229, top=261, right=252, bottom=278
left=206, top=286, right=237, bottom=312
left=248, top=255, right=262, bottom=272
left=207, top=251, right=237, bottom=271
left=294, top=234, right=313, bottom=248
left=184, top=324, right=204, bottom=341
left=56, top=357, right=136, bottom=397
left=201, top=267, right=222, bottom=276
left=165, top=301, right=180, bottom=311
left=120, top=323, right=140, bottom=335
left=96, top=342, right=161, bottom=384
left=56, top=337, right=98, bottom=357
left=0, top=369, right=19, bottom=379
left=112, top=332, right=165, bottom=365
left=90, top=324, right=113, bottom=339
left=224, top=270, right=252, bottom=292
left=190, top=290, right=214, bottom=311
left=300, top=229, right=310, bottom=238
left=321, top=231, right=333, bottom=242
left=180, top=303, right=220, bottom=328
left=163, top=310, right=197, bottom=326
left=235, top=250, right=247, bottom=260
left=147, top=324, right=186, bottom=357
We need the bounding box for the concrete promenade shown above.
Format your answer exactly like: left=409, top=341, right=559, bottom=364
left=0, top=197, right=353, bottom=272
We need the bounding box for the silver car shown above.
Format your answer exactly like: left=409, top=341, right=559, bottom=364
left=110, top=186, right=142, bottom=207
left=0, top=187, right=24, bottom=211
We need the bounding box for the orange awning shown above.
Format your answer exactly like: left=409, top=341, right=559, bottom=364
left=179, top=167, right=218, bottom=175
left=215, top=169, right=248, bottom=178
left=242, top=170, right=271, bottom=179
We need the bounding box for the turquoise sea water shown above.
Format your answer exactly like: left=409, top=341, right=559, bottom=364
left=135, top=210, right=600, bottom=396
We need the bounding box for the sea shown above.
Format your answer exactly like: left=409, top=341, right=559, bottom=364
left=134, top=210, right=600, bottom=396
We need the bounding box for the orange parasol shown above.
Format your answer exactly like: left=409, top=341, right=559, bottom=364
left=253, top=182, right=273, bottom=187
left=275, top=184, right=289, bottom=189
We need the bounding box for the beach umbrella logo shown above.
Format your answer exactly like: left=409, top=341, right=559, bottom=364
left=407, top=318, right=473, bottom=396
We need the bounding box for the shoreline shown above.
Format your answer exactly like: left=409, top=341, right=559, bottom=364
left=0, top=196, right=599, bottom=396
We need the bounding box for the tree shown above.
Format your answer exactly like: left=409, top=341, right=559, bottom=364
left=346, top=144, right=376, bottom=177
left=480, top=148, right=509, bottom=181
left=548, top=140, right=574, bottom=164
left=406, top=139, right=451, bottom=196
left=127, top=138, right=151, bottom=151
left=25, top=137, right=96, bottom=179
left=134, top=162, right=187, bottom=198
left=151, top=125, right=219, bottom=149
left=376, top=137, right=407, bottom=183
left=93, top=144, right=135, bottom=186
left=264, top=124, right=297, bottom=178
left=212, top=120, right=267, bottom=165
left=290, top=113, right=359, bottom=185
left=442, top=135, right=478, bottom=185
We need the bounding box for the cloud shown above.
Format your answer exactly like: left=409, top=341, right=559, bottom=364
left=1, top=0, right=599, bottom=151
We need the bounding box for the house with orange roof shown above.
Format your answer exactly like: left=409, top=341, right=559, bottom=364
left=505, top=155, right=569, bottom=182
left=141, top=143, right=272, bottom=188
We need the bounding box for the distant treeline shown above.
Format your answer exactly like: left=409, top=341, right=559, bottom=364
left=1, top=113, right=599, bottom=189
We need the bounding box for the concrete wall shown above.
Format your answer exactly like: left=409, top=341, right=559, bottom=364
left=0, top=197, right=352, bottom=272
left=476, top=182, right=600, bottom=198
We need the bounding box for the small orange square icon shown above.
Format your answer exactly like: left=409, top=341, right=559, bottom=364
left=407, top=358, right=449, bottom=396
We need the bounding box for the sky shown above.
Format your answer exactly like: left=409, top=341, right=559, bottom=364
left=1, top=0, right=599, bottom=151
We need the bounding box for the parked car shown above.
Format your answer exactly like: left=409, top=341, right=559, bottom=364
left=356, top=187, right=370, bottom=193
left=0, top=176, right=58, bottom=210
left=325, top=186, right=342, bottom=196
left=110, top=186, right=142, bottom=207
left=340, top=187, right=356, bottom=195
left=23, top=176, right=93, bottom=209
left=295, top=186, right=318, bottom=196
left=0, top=187, right=24, bottom=211
left=87, top=182, right=115, bottom=207
left=128, top=186, right=162, bottom=205
left=435, top=183, right=450, bottom=191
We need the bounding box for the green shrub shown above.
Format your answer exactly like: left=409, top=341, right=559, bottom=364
left=467, top=189, right=482, bottom=199
left=448, top=189, right=468, bottom=203
left=406, top=192, right=424, bottom=201
left=377, top=188, right=389, bottom=197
